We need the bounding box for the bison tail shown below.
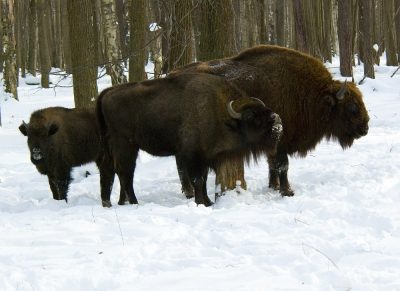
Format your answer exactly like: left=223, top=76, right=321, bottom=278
left=96, top=88, right=112, bottom=155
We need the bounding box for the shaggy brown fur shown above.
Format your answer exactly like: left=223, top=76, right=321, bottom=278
left=19, top=107, right=114, bottom=203
left=96, top=73, right=282, bottom=206
left=171, top=45, right=370, bottom=196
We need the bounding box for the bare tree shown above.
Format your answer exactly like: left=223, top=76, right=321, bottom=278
left=292, top=0, right=309, bottom=53
left=67, top=0, right=99, bottom=107
left=37, top=0, right=51, bottom=87
left=338, top=0, right=354, bottom=76
left=383, top=0, right=398, bottom=65
left=101, top=0, right=127, bottom=85
left=359, top=0, right=375, bottom=78
left=2, top=0, right=18, bottom=99
left=129, top=0, right=147, bottom=82
left=168, top=0, right=193, bottom=70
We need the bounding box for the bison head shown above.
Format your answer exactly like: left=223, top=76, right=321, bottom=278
left=227, top=97, right=283, bottom=150
left=19, top=120, right=59, bottom=165
left=324, top=81, right=369, bottom=149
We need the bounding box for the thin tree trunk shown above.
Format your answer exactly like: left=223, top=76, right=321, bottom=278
left=101, top=0, right=127, bottom=85
left=2, top=0, right=18, bottom=99
left=60, top=0, right=72, bottom=73
left=27, top=0, right=37, bottom=76
left=37, top=0, right=51, bottom=87
left=396, top=0, right=400, bottom=62
left=276, top=0, right=285, bottom=46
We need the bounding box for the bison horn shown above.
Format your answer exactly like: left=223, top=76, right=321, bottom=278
left=250, top=97, right=266, bottom=107
left=22, top=120, right=28, bottom=128
left=227, top=101, right=242, bottom=119
left=336, top=80, right=348, bottom=100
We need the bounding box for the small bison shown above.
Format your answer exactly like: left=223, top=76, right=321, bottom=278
left=19, top=107, right=114, bottom=202
left=171, top=45, right=370, bottom=197
left=96, top=73, right=283, bottom=206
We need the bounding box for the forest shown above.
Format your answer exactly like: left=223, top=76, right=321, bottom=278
left=1, top=0, right=400, bottom=107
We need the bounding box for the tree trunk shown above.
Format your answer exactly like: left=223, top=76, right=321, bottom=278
left=383, top=0, right=398, bottom=65
left=359, top=0, right=375, bottom=78
left=276, top=0, right=285, bottom=46
left=292, top=0, right=309, bottom=53
left=168, top=0, right=193, bottom=70
left=67, top=0, right=98, bottom=108
left=338, top=0, right=354, bottom=76
left=27, top=0, right=38, bottom=76
left=101, top=0, right=127, bottom=85
left=129, top=0, right=146, bottom=82
left=198, top=0, right=236, bottom=61
left=60, top=0, right=72, bottom=73
left=395, top=0, right=400, bottom=62
left=37, top=0, right=51, bottom=87
left=2, top=0, right=18, bottom=99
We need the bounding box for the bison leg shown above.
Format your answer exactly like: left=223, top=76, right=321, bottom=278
left=97, top=152, right=115, bottom=208
left=48, top=174, right=71, bottom=202
left=267, top=149, right=294, bottom=197
left=175, top=156, right=194, bottom=199
left=113, top=143, right=139, bottom=205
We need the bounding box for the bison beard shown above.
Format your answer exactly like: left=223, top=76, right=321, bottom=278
left=171, top=45, right=370, bottom=197
left=19, top=107, right=115, bottom=203
left=96, top=73, right=282, bottom=207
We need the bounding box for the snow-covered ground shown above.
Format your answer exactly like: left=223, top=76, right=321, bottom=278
left=0, top=59, right=399, bottom=291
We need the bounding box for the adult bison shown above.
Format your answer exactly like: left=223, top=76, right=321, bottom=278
left=19, top=107, right=114, bottom=203
left=171, top=45, right=370, bottom=197
left=96, top=73, right=283, bottom=206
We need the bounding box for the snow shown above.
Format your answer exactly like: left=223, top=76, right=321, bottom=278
left=0, top=59, right=399, bottom=291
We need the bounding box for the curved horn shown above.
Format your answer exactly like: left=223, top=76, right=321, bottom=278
left=336, top=80, right=348, bottom=100
left=250, top=97, right=266, bottom=107
left=227, top=101, right=242, bottom=119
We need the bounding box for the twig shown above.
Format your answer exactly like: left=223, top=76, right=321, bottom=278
left=302, top=243, right=339, bottom=270
left=114, top=209, right=125, bottom=246
left=391, top=66, right=400, bottom=78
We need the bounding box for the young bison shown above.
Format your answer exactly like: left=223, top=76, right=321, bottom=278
left=19, top=107, right=114, bottom=202
left=96, top=73, right=283, bottom=206
left=171, top=45, right=370, bottom=197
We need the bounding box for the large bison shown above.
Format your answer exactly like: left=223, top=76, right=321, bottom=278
left=171, top=45, right=370, bottom=197
left=19, top=107, right=114, bottom=202
left=96, top=73, right=283, bottom=206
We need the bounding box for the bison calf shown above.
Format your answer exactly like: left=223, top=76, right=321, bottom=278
left=19, top=107, right=114, bottom=202
left=97, top=73, right=282, bottom=206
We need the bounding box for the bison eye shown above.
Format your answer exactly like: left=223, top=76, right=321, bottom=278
left=347, top=103, right=359, bottom=115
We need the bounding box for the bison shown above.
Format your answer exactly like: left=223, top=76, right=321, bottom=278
left=171, top=45, right=370, bottom=197
left=19, top=107, right=114, bottom=203
left=96, top=73, right=283, bottom=206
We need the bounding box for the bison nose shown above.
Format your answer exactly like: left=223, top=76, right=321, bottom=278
left=271, top=113, right=283, bottom=132
left=31, top=147, right=43, bottom=162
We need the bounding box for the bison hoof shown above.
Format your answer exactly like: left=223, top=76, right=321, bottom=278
left=128, top=197, right=138, bottom=205
left=184, top=192, right=194, bottom=199
left=268, top=183, right=280, bottom=191
left=102, top=200, right=112, bottom=208
left=280, top=189, right=295, bottom=197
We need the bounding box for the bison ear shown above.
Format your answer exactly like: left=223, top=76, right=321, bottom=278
left=48, top=123, right=59, bottom=136
left=19, top=121, right=28, bottom=136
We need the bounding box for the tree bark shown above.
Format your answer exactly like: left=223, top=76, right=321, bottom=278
left=37, top=0, right=51, bottom=87
left=396, top=0, right=400, bottom=62
left=101, top=0, right=127, bottom=85
left=67, top=0, right=98, bottom=108
left=358, top=0, right=375, bottom=78
left=168, top=0, right=193, bottom=70
left=383, top=0, right=398, bottom=65
left=27, top=0, right=38, bottom=76
left=2, top=0, right=18, bottom=99
left=292, top=0, right=309, bottom=53
left=129, top=0, right=147, bottom=82
left=338, top=0, right=354, bottom=76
